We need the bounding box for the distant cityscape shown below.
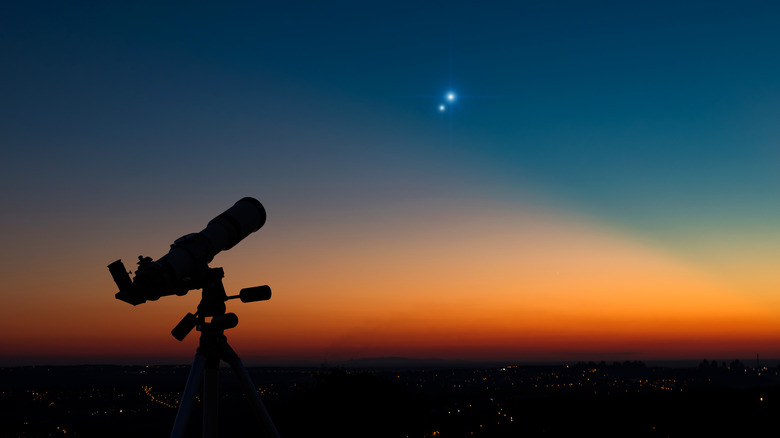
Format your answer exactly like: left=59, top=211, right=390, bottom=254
left=2, top=360, right=779, bottom=437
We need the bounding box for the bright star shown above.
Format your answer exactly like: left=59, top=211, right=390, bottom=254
left=446, top=92, right=456, bottom=102
left=439, top=104, right=446, bottom=112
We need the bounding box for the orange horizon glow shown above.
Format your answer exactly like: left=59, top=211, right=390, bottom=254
left=4, top=198, right=780, bottom=365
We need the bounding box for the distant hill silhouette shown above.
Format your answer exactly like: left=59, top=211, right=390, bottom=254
left=337, top=356, right=485, bottom=368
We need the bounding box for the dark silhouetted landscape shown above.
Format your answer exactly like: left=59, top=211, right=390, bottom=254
left=3, top=360, right=779, bottom=437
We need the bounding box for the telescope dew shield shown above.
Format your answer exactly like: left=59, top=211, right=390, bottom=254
left=110, top=197, right=267, bottom=305
left=206, top=197, right=266, bottom=251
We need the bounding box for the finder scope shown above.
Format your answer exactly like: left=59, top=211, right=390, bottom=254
left=109, top=197, right=266, bottom=305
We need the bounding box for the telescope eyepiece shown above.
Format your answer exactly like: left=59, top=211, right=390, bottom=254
left=108, top=260, right=132, bottom=291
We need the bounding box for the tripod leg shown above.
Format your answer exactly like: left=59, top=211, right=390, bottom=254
left=203, top=356, right=220, bottom=438
left=171, top=353, right=207, bottom=438
left=223, top=343, right=281, bottom=438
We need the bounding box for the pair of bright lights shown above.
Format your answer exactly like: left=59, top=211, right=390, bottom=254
left=439, top=92, right=456, bottom=112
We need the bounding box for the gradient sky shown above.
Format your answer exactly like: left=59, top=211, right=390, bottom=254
left=2, top=1, right=780, bottom=365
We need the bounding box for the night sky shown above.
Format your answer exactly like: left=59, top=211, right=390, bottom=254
left=2, top=1, right=780, bottom=365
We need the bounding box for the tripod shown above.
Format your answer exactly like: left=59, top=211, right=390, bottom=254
left=169, top=268, right=280, bottom=438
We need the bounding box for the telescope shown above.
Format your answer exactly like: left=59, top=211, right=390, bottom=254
left=108, top=197, right=266, bottom=305
left=107, top=197, right=280, bottom=437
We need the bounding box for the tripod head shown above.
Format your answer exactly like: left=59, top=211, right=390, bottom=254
left=171, top=267, right=272, bottom=341
left=166, top=272, right=281, bottom=438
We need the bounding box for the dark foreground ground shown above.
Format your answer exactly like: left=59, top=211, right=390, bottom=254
left=2, top=360, right=779, bottom=437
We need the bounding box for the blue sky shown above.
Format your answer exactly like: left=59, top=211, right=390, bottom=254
left=4, top=1, right=779, bottom=227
